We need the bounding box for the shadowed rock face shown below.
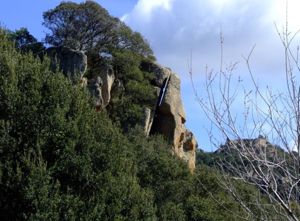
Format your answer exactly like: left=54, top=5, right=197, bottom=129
left=87, top=53, right=115, bottom=109
left=143, top=107, right=153, bottom=136
left=46, top=46, right=87, bottom=80
left=47, top=46, right=115, bottom=109
left=182, top=130, right=197, bottom=171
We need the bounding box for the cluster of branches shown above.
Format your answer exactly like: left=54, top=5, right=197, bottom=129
left=191, top=9, right=300, bottom=221
left=43, top=1, right=153, bottom=58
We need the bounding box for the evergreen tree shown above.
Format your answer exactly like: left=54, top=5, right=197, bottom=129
left=43, top=1, right=153, bottom=58
left=0, top=30, right=155, bottom=221
left=8, top=27, right=44, bottom=54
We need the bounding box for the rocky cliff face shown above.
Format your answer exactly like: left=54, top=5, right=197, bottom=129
left=46, top=47, right=115, bottom=109
left=143, top=62, right=197, bottom=172
left=47, top=47, right=197, bottom=172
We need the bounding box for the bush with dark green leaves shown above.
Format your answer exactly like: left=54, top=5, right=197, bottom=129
left=1, top=0, right=289, bottom=217
left=0, top=30, right=155, bottom=221
left=0, top=31, right=255, bottom=220
left=7, top=27, right=45, bottom=54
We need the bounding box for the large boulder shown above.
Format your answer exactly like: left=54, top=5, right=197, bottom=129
left=46, top=46, right=87, bottom=80
left=159, top=73, right=186, bottom=122
left=150, top=67, right=197, bottom=172
left=45, top=48, right=197, bottom=170
left=46, top=46, right=115, bottom=110
left=182, top=130, right=197, bottom=171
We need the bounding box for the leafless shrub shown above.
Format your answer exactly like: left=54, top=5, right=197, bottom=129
left=190, top=4, right=300, bottom=220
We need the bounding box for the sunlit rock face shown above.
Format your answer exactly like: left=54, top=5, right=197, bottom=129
left=47, top=49, right=197, bottom=171
left=99, top=66, right=115, bottom=107
left=87, top=64, right=115, bottom=110
left=148, top=63, right=197, bottom=172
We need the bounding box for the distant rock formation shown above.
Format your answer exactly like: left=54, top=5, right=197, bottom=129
left=216, top=136, right=269, bottom=154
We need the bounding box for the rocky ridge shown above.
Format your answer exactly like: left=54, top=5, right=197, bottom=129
left=47, top=46, right=197, bottom=171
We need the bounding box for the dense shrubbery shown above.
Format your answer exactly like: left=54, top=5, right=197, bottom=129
left=0, top=1, right=290, bottom=220
left=0, top=30, right=255, bottom=220
left=107, top=50, right=157, bottom=131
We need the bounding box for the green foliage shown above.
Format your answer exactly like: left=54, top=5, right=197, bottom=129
left=0, top=32, right=156, bottom=220
left=113, top=50, right=143, bottom=82
left=43, top=1, right=112, bottom=51
left=116, top=24, right=154, bottom=58
left=0, top=33, right=252, bottom=220
left=108, top=99, right=145, bottom=131
left=7, top=28, right=44, bottom=54
left=23, top=156, right=61, bottom=221
left=107, top=50, right=157, bottom=132
left=127, top=128, right=252, bottom=221
left=185, top=167, right=242, bottom=221
left=196, top=149, right=216, bottom=166
left=1, top=0, right=293, bottom=218
left=43, top=1, right=156, bottom=133
left=196, top=146, right=295, bottom=221
left=43, top=1, right=153, bottom=58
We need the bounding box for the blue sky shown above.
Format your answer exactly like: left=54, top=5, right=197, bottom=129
left=0, top=0, right=137, bottom=40
left=1, top=0, right=300, bottom=151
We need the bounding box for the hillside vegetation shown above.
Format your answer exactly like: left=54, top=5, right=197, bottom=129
left=0, top=1, right=290, bottom=221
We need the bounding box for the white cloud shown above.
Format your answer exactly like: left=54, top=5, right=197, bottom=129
left=267, top=0, right=300, bottom=32
left=123, top=0, right=174, bottom=22
left=122, top=0, right=300, bottom=150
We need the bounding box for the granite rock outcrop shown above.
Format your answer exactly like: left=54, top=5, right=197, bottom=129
left=47, top=47, right=197, bottom=171
left=147, top=63, right=197, bottom=172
